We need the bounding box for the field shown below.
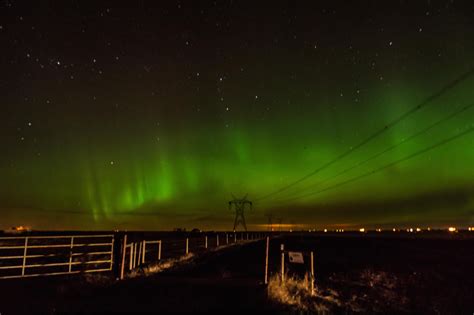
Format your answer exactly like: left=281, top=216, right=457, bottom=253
left=0, top=231, right=473, bottom=314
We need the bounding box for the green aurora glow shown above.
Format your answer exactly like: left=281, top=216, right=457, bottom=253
left=1, top=1, right=473, bottom=230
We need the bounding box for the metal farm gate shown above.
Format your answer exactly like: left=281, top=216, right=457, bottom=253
left=0, top=234, right=114, bottom=279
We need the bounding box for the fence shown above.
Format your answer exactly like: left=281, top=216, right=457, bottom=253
left=0, top=234, right=114, bottom=279
left=119, top=232, right=265, bottom=279
left=264, top=237, right=315, bottom=294
left=0, top=232, right=268, bottom=280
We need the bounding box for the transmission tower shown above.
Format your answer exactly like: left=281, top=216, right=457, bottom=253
left=229, top=194, right=252, bottom=232
left=265, top=213, right=274, bottom=232
left=277, top=218, right=283, bottom=232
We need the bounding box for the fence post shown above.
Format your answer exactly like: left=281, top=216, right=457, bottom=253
left=129, top=243, right=133, bottom=270
left=138, top=241, right=142, bottom=266
left=310, top=251, right=315, bottom=295
left=21, top=237, right=28, bottom=277
left=234, top=233, right=236, bottom=243
left=226, top=233, right=228, bottom=245
left=120, top=234, right=127, bottom=279
left=264, top=236, right=269, bottom=284
left=134, top=242, right=138, bottom=268
left=186, top=238, right=189, bottom=255
left=142, top=240, right=146, bottom=264
left=216, top=234, right=219, bottom=247
left=158, top=241, right=162, bottom=260
left=280, top=244, right=285, bottom=282
left=205, top=236, right=208, bottom=249
left=68, top=236, right=74, bottom=273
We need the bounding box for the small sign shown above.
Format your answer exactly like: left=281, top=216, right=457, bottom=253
left=288, top=251, right=304, bottom=264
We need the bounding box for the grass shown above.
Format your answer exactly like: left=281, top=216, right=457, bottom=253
left=267, top=273, right=341, bottom=314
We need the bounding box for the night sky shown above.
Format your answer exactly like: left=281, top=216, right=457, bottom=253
left=1, top=1, right=473, bottom=231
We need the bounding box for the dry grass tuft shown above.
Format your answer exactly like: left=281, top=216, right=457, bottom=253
left=267, top=273, right=341, bottom=314
left=127, top=253, right=195, bottom=278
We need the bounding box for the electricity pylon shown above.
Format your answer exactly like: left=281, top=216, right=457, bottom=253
left=265, top=213, right=274, bottom=232
left=229, top=194, right=252, bottom=232
left=277, top=218, right=283, bottom=232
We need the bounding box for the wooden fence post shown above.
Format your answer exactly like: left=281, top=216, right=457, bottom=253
left=138, top=241, right=142, bottom=266
left=186, top=238, right=189, bottom=255
left=120, top=234, right=127, bottom=279
left=280, top=243, right=285, bottom=282
left=205, top=236, right=208, bottom=249
left=158, top=241, right=162, bottom=260
left=310, top=251, right=315, bottom=295
left=129, top=243, right=133, bottom=270
left=216, top=234, right=219, bottom=247
left=226, top=233, right=228, bottom=245
left=134, top=242, right=138, bottom=268
left=264, top=236, right=269, bottom=284
left=142, top=240, right=146, bottom=264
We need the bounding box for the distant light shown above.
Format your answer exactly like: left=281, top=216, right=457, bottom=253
left=289, top=229, right=293, bottom=233
left=448, top=227, right=456, bottom=232
left=359, top=228, right=365, bottom=233
left=409, top=228, right=413, bottom=233
left=416, top=228, right=421, bottom=232
left=427, top=227, right=431, bottom=231
left=376, top=228, right=382, bottom=232
left=392, top=228, right=396, bottom=232
left=469, top=227, right=473, bottom=231
left=324, top=229, right=327, bottom=233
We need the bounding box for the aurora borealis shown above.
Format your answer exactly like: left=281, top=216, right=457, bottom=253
left=1, top=1, right=473, bottom=230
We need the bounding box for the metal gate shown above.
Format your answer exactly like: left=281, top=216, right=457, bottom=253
left=0, top=234, right=114, bottom=279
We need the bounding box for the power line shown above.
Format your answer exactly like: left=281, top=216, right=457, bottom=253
left=263, top=101, right=474, bottom=204
left=268, top=125, right=474, bottom=205
left=254, top=68, right=474, bottom=202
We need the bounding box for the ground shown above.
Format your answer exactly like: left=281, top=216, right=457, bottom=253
left=0, top=233, right=473, bottom=314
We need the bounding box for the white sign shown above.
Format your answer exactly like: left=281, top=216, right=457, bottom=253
left=288, top=251, right=304, bottom=264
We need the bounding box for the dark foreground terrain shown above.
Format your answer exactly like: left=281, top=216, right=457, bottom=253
left=1, top=233, right=473, bottom=314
